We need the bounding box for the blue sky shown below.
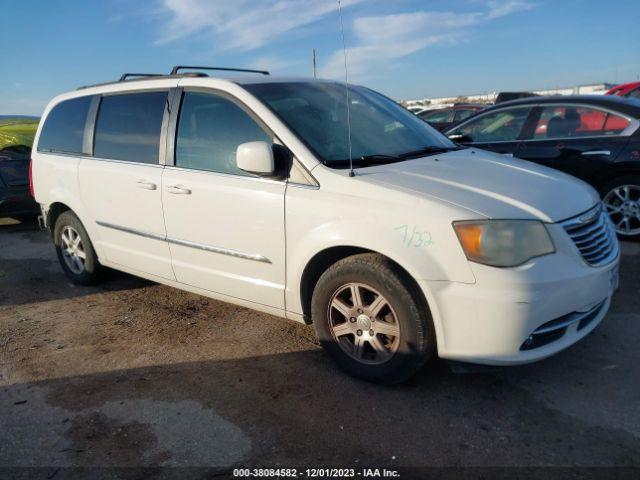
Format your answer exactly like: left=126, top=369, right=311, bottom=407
left=2, top=0, right=639, bottom=115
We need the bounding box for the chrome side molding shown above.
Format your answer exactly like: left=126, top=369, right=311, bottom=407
left=167, top=237, right=271, bottom=263
left=96, top=221, right=271, bottom=264
left=96, top=221, right=166, bottom=241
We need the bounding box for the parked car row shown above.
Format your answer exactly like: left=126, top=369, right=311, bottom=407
left=445, top=95, right=640, bottom=239
left=28, top=67, right=621, bottom=383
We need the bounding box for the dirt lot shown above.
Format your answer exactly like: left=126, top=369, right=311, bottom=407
left=1, top=218, right=639, bottom=479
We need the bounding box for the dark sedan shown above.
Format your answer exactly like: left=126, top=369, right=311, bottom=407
left=445, top=95, right=640, bottom=239
left=0, top=116, right=40, bottom=220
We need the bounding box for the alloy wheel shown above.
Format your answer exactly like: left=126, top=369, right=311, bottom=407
left=603, top=185, right=640, bottom=237
left=327, top=282, right=401, bottom=365
left=60, top=226, right=86, bottom=274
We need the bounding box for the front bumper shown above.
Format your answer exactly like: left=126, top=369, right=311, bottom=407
left=423, top=223, right=619, bottom=365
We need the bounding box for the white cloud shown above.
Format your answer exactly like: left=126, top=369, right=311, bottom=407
left=321, top=0, right=536, bottom=80
left=486, top=0, right=535, bottom=19
left=156, top=0, right=363, bottom=51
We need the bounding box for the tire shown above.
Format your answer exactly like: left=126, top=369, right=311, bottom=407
left=53, top=211, right=104, bottom=285
left=601, top=175, right=640, bottom=240
left=311, top=253, right=435, bottom=384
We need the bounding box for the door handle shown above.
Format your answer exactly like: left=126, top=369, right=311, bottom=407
left=136, top=180, right=157, bottom=190
left=166, top=185, right=192, bottom=195
left=581, top=150, right=611, bottom=157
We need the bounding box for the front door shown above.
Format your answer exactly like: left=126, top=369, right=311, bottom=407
left=161, top=90, right=286, bottom=309
left=79, top=90, right=175, bottom=280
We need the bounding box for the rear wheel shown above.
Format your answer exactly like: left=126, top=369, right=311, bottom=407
left=54, top=211, right=104, bottom=285
left=602, top=176, right=640, bottom=240
left=312, top=253, right=435, bottom=384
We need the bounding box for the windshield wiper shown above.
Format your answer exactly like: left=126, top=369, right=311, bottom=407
left=327, top=146, right=466, bottom=169
left=357, top=154, right=405, bottom=165
left=399, top=145, right=465, bottom=159
left=327, top=154, right=404, bottom=168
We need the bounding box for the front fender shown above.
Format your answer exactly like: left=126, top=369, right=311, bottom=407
left=284, top=185, right=476, bottom=317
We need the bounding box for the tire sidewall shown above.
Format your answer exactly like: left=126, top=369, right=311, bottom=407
left=53, top=211, right=102, bottom=284
left=312, top=256, right=432, bottom=383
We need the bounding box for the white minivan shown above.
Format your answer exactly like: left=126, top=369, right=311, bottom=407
left=31, top=67, right=620, bottom=383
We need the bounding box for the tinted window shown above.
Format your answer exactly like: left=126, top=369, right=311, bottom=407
left=38, top=96, right=92, bottom=154
left=420, top=109, right=454, bottom=123
left=628, top=88, right=640, bottom=100
left=175, top=92, right=271, bottom=176
left=454, top=109, right=477, bottom=122
left=246, top=82, right=454, bottom=166
left=94, top=92, right=166, bottom=164
left=450, top=107, right=531, bottom=142
left=533, top=106, right=630, bottom=139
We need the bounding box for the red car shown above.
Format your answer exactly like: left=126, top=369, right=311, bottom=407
left=607, top=81, right=640, bottom=100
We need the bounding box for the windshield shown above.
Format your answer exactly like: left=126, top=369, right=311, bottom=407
left=0, top=116, right=39, bottom=160
left=245, top=82, right=456, bottom=167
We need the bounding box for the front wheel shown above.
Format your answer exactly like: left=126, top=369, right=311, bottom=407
left=312, top=253, right=435, bottom=384
left=53, top=211, right=104, bottom=285
left=602, top=176, right=640, bottom=240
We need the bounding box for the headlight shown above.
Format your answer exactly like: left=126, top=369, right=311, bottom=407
left=453, top=220, right=555, bottom=267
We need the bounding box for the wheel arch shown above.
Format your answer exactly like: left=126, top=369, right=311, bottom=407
left=590, top=163, right=640, bottom=195
left=299, top=246, right=432, bottom=329
left=47, top=202, right=73, bottom=236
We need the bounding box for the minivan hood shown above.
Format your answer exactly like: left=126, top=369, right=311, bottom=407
left=356, top=149, right=599, bottom=222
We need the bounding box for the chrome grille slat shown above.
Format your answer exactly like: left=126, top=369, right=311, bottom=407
left=565, top=213, right=605, bottom=232
left=568, top=217, right=606, bottom=239
left=580, top=236, right=611, bottom=255
left=574, top=229, right=608, bottom=247
left=561, top=204, right=619, bottom=267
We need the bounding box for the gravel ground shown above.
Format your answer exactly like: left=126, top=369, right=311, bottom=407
left=0, top=218, right=639, bottom=479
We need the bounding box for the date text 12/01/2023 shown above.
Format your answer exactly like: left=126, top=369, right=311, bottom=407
left=233, top=467, right=401, bottom=477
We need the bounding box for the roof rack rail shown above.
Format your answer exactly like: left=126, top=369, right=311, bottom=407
left=170, top=65, right=270, bottom=76
left=119, top=73, right=164, bottom=81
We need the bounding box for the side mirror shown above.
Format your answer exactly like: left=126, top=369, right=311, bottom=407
left=447, top=133, right=473, bottom=143
left=236, top=141, right=274, bottom=176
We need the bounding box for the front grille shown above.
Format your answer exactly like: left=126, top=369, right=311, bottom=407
left=561, top=204, right=619, bottom=267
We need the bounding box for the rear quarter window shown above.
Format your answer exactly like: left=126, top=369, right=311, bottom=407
left=37, top=96, right=92, bottom=154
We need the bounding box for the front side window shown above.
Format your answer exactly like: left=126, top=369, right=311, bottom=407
left=175, top=92, right=272, bottom=176
left=533, top=106, right=630, bottom=139
left=419, top=109, right=454, bottom=123
left=454, top=109, right=478, bottom=122
left=245, top=82, right=455, bottom=167
left=38, top=96, right=92, bottom=154
left=449, top=107, right=531, bottom=143
left=94, top=92, right=167, bottom=164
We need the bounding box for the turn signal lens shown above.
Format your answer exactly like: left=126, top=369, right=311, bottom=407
left=453, top=220, right=555, bottom=267
left=454, top=223, right=483, bottom=258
